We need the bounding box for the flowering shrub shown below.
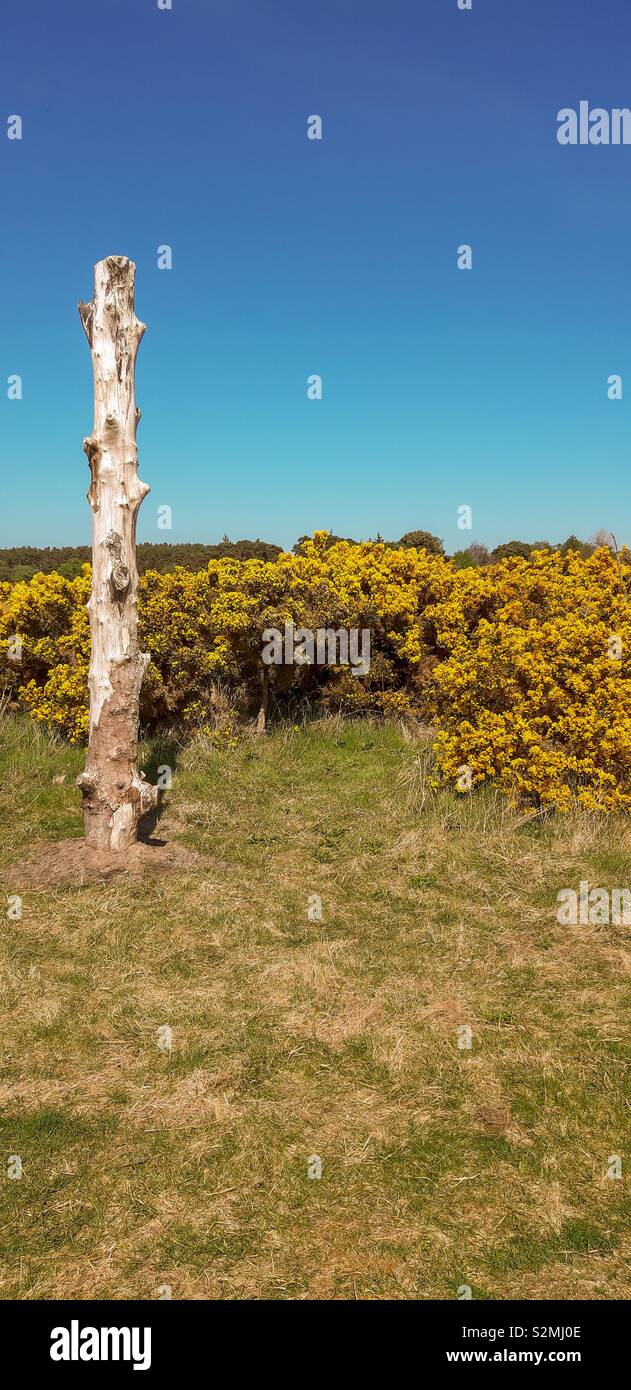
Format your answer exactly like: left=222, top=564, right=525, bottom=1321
left=0, top=569, right=91, bottom=742
left=425, top=547, right=631, bottom=811
left=1, top=535, right=629, bottom=810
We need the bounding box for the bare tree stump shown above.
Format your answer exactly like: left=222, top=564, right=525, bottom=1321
left=77, top=256, right=158, bottom=850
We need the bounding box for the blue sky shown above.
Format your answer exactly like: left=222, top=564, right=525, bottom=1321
left=1, top=0, right=630, bottom=551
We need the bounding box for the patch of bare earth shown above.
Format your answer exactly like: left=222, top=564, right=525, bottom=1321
left=10, top=836, right=227, bottom=887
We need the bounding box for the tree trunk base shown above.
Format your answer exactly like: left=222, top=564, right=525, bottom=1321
left=78, top=769, right=158, bottom=852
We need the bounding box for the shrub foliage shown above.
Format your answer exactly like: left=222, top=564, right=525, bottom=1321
left=1, top=533, right=629, bottom=810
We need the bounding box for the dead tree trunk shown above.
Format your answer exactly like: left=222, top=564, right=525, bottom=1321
left=77, top=256, right=158, bottom=851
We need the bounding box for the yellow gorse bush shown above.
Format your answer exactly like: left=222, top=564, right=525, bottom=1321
left=425, top=547, right=631, bottom=811
left=1, top=534, right=629, bottom=810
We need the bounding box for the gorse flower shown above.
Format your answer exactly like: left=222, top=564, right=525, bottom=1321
left=1, top=539, right=629, bottom=811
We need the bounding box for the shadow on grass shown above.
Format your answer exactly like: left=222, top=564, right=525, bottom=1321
left=138, top=733, right=182, bottom=842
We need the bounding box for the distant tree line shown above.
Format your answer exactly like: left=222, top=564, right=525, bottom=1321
left=292, top=529, right=616, bottom=566
left=0, top=529, right=615, bottom=583
left=449, top=529, right=617, bottom=569
left=0, top=539, right=282, bottom=583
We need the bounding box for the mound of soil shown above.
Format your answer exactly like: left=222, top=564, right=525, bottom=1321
left=11, top=836, right=227, bottom=888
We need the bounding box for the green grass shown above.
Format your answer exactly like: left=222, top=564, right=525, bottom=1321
left=0, top=713, right=629, bottom=1300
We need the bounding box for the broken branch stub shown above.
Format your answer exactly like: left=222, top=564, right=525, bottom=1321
left=77, top=255, right=158, bottom=850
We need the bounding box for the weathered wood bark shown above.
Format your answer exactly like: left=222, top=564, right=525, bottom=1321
left=77, top=256, right=158, bottom=850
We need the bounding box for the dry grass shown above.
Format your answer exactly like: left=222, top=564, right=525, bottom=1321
left=0, top=715, right=629, bottom=1300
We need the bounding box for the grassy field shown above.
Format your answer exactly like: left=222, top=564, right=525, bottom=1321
left=0, top=714, right=629, bottom=1301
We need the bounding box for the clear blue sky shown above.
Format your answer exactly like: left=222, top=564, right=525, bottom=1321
left=1, top=0, right=630, bottom=551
